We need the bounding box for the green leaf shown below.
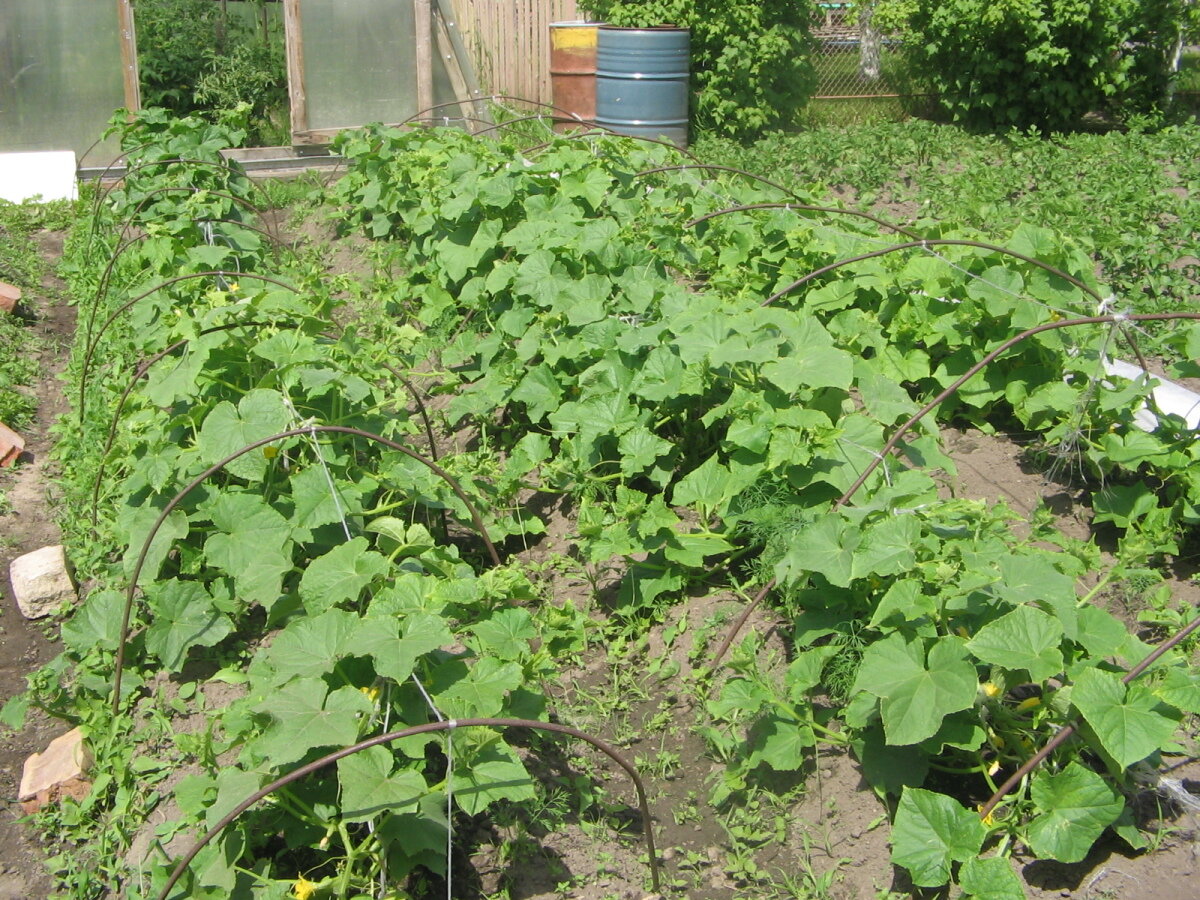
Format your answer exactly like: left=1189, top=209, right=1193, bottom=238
left=118, top=505, right=189, bottom=587
left=785, top=646, right=840, bottom=700
left=510, top=363, right=562, bottom=423
left=1093, top=483, right=1160, bottom=529
left=852, top=515, right=920, bottom=579
left=62, top=589, right=124, bottom=653
left=1071, top=667, right=1181, bottom=768
left=761, top=346, right=853, bottom=393
left=959, top=856, right=1026, bottom=900
left=671, top=454, right=736, bottom=512
left=514, top=249, right=573, bottom=307
left=868, top=579, right=936, bottom=629
left=966, top=265, right=1023, bottom=308
left=1101, top=430, right=1172, bottom=466
left=196, top=388, right=291, bottom=481
left=1152, top=667, right=1200, bottom=714
left=966, top=605, right=1064, bottom=681
left=631, top=346, right=685, bottom=401
left=469, top=608, right=537, bottom=660
left=891, top=787, right=985, bottom=887
left=1075, top=605, right=1138, bottom=659
left=1025, top=762, right=1123, bottom=863
left=559, top=166, right=611, bottom=210
left=853, top=634, right=978, bottom=746
left=260, top=608, right=361, bottom=684
left=1111, top=804, right=1150, bottom=852
left=203, top=768, right=262, bottom=851
left=337, top=746, right=426, bottom=822
left=745, top=714, right=814, bottom=771
left=777, top=516, right=859, bottom=588
left=250, top=679, right=374, bottom=767
left=618, top=426, right=673, bottom=477
left=662, top=530, right=734, bottom=567
left=144, top=335, right=215, bottom=406
left=997, top=555, right=1075, bottom=608
left=436, top=218, right=501, bottom=282
left=859, top=370, right=919, bottom=424
left=454, top=736, right=535, bottom=816
left=356, top=611, right=452, bottom=683
left=203, top=492, right=292, bottom=608
left=289, top=464, right=369, bottom=531
left=365, top=518, right=436, bottom=559
left=435, top=658, right=522, bottom=718
left=298, top=537, right=389, bottom=614
left=144, top=580, right=234, bottom=671
left=708, top=677, right=771, bottom=720
left=173, top=773, right=217, bottom=819
left=188, top=244, right=232, bottom=269
left=853, top=726, right=930, bottom=796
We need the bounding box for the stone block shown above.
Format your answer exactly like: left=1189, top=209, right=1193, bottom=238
left=9, top=545, right=76, bottom=619
left=18, top=727, right=93, bottom=813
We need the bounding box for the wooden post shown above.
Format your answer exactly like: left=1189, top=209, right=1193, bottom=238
left=415, top=0, right=434, bottom=123
left=116, top=0, right=141, bottom=111
left=283, top=0, right=309, bottom=141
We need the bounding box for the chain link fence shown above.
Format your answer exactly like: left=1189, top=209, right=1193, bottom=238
left=812, top=3, right=906, bottom=100
left=807, top=4, right=914, bottom=123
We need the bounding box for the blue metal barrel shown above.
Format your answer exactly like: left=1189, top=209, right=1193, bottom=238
left=596, top=26, right=689, bottom=147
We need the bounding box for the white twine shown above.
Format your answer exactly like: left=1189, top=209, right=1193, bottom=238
left=445, top=720, right=459, bottom=900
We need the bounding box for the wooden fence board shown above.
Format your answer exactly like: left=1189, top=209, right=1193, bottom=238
left=451, top=0, right=583, bottom=105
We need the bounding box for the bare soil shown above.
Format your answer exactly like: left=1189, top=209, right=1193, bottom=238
left=0, top=230, right=72, bottom=900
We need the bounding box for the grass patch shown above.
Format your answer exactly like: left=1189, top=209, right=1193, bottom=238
left=0, top=199, right=71, bottom=430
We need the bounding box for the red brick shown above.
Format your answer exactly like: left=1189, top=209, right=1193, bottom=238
left=0, top=421, right=24, bottom=467
left=0, top=281, right=20, bottom=314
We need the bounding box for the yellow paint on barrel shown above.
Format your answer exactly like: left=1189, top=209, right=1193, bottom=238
left=551, top=23, right=597, bottom=50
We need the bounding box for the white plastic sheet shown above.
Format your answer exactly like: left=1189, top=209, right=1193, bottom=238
left=0, top=1, right=125, bottom=167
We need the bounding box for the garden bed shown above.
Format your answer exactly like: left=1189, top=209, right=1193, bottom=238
left=1, top=115, right=1199, bottom=900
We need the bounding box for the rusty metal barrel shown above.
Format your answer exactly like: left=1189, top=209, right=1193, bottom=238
left=596, top=26, right=689, bottom=147
left=549, top=21, right=598, bottom=132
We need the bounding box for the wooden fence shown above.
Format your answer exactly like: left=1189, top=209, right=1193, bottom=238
left=450, top=0, right=584, bottom=106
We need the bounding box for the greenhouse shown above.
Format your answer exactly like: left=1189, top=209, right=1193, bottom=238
left=0, top=0, right=494, bottom=173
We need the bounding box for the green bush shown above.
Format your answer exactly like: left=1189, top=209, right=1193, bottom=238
left=895, top=0, right=1186, bottom=131
left=577, top=0, right=818, bottom=141
left=194, top=39, right=289, bottom=145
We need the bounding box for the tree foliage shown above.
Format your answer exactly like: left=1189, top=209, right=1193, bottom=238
left=577, top=0, right=818, bottom=141
left=889, top=0, right=1193, bottom=130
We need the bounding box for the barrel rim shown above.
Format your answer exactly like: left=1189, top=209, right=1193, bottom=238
left=597, top=24, right=689, bottom=33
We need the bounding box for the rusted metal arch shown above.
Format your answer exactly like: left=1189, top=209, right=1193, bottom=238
left=77, top=270, right=303, bottom=424
left=151, top=717, right=660, bottom=900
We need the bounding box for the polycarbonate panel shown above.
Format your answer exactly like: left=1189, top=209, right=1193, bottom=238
left=299, top=0, right=419, bottom=130
left=0, top=0, right=126, bottom=167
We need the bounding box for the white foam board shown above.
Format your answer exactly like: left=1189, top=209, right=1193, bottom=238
left=1103, top=358, right=1200, bottom=432
left=0, top=151, right=78, bottom=203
